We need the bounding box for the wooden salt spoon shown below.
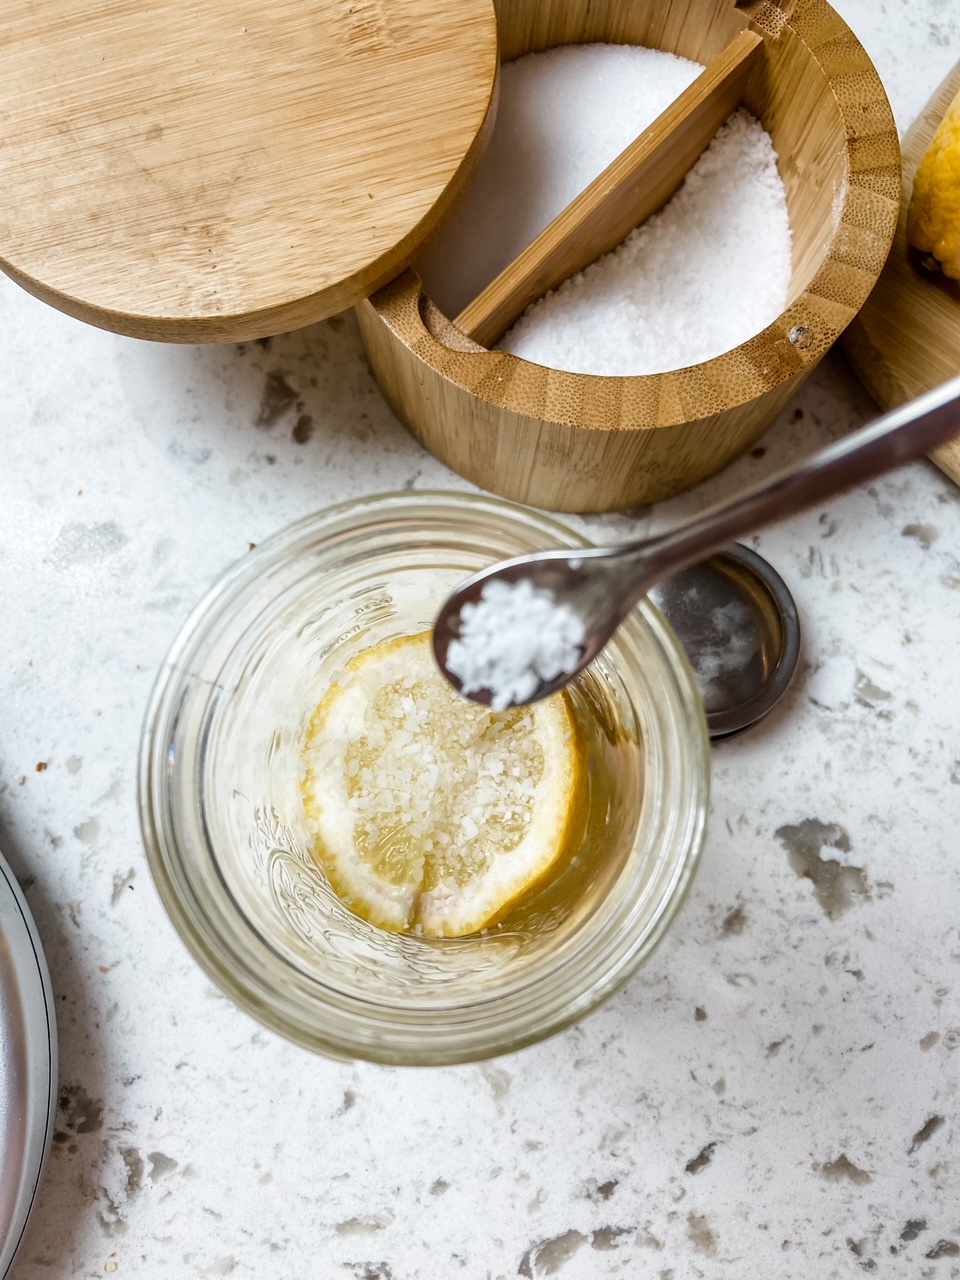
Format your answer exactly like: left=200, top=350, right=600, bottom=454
left=454, top=28, right=765, bottom=348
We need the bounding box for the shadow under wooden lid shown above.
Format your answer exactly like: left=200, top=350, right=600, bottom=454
left=0, top=0, right=499, bottom=343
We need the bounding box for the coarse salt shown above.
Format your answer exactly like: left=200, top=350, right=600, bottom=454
left=417, top=44, right=792, bottom=377
left=501, top=107, right=792, bottom=375
left=446, top=579, right=586, bottom=711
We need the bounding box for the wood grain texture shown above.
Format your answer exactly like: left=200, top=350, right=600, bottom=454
left=843, top=62, right=960, bottom=486
left=0, top=0, right=498, bottom=342
left=454, top=30, right=764, bottom=348
left=358, top=0, right=900, bottom=512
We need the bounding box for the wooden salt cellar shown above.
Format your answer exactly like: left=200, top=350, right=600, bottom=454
left=356, top=0, right=901, bottom=512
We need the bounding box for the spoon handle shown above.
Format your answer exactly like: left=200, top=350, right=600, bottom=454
left=620, top=373, right=960, bottom=599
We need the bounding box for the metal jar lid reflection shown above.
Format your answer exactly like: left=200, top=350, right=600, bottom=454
left=649, top=543, right=801, bottom=740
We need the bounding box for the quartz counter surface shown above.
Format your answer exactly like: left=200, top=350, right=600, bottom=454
left=2, top=3, right=960, bottom=1276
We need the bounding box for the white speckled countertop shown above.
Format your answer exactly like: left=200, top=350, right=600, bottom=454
left=3, top=4, right=960, bottom=1277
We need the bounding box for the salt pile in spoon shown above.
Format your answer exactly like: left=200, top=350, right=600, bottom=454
left=417, top=44, right=793, bottom=376
left=445, top=579, right=586, bottom=711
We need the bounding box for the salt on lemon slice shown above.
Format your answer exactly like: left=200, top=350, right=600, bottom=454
left=301, top=631, right=584, bottom=937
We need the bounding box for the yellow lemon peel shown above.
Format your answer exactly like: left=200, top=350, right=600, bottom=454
left=907, top=87, right=960, bottom=280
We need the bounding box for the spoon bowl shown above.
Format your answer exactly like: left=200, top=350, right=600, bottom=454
left=433, top=545, right=645, bottom=706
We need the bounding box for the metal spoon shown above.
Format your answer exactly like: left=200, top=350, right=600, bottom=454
left=434, top=374, right=960, bottom=708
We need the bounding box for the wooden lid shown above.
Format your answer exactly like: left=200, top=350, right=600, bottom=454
left=0, top=0, right=498, bottom=341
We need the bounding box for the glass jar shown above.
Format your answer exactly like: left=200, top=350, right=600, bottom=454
left=138, top=491, right=710, bottom=1064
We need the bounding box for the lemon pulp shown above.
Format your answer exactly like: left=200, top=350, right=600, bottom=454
left=300, top=632, right=585, bottom=937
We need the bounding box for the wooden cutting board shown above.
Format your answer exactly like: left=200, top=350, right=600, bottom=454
left=0, top=0, right=498, bottom=343
left=843, top=61, right=960, bottom=486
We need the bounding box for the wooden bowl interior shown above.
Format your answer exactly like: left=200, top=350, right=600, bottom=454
left=450, top=0, right=850, bottom=326
left=741, top=26, right=848, bottom=306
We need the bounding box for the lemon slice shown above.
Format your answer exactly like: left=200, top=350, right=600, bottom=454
left=301, top=631, right=584, bottom=937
